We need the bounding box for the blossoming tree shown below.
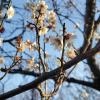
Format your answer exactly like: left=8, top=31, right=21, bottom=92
left=0, top=0, right=100, bottom=99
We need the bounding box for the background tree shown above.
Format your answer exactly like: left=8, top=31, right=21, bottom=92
left=0, top=0, right=100, bottom=100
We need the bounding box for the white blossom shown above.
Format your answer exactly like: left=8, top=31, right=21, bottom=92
left=94, top=32, right=100, bottom=40
left=49, top=36, right=63, bottom=50
left=7, top=6, right=15, bottom=19
left=39, top=27, right=48, bottom=35
left=0, top=38, right=3, bottom=46
left=48, top=10, right=56, bottom=29
left=26, top=0, right=56, bottom=32
left=81, top=92, right=89, bottom=97
left=17, top=42, right=26, bottom=52
left=66, top=48, right=76, bottom=58
left=37, top=0, right=48, bottom=13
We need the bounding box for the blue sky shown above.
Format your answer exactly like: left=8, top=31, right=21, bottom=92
left=0, top=0, right=100, bottom=100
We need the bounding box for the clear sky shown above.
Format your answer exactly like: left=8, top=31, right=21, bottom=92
left=0, top=0, right=100, bottom=100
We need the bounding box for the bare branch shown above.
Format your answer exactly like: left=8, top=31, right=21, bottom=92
left=0, top=42, right=100, bottom=99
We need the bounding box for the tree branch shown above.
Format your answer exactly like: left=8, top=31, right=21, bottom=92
left=66, top=77, right=100, bottom=91
left=0, top=42, right=100, bottom=99
left=0, top=68, right=40, bottom=77
left=81, top=0, right=96, bottom=53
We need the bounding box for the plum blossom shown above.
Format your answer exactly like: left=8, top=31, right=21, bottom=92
left=64, top=32, right=76, bottom=47
left=49, top=36, right=63, bottom=50
left=94, top=32, right=100, bottom=40
left=0, top=38, right=3, bottom=46
left=66, top=48, right=76, bottom=58
left=27, top=57, right=35, bottom=66
left=26, top=0, right=56, bottom=34
left=17, top=42, right=26, bottom=52
left=37, top=0, right=48, bottom=14
left=39, top=27, right=48, bottom=35
left=7, top=6, right=15, bottom=19
left=48, top=10, right=56, bottom=29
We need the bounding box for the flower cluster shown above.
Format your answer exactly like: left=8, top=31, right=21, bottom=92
left=15, top=56, right=21, bottom=61
left=27, top=57, right=35, bottom=66
left=48, top=10, right=56, bottom=29
left=7, top=6, right=15, bottom=19
left=66, top=48, right=76, bottom=59
left=0, top=5, right=14, bottom=33
left=64, top=32, right=75, bottom=42
left=26, top=0, right=56, bottom=35
left=26, top=57, right=39, bottom=71
left=16, top=37, right=36, bottom=52
left=0, top=5, right=14, bottom=20
left=45, top=32, right=76, bottom=51
left=94, top=32, right=100, bottom=40
left=49, top=36, right=63, bottom=50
